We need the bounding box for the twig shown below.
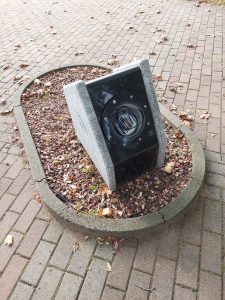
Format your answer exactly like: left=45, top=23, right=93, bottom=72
left=136, top=285, right=156, bottom=292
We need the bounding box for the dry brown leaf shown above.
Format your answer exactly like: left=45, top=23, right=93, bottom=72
left=74, top=51, right=85, bottom=56
left=44, top=81, right=51, bottom=87
left=182, top=120, right=192, bottom=128
left=164, top=162, right=175, bottom=174
left=4, top=235, right=13, bottom=246
left=186, top=43, right=196, bottom=49
left=0, top=98, right=6, bottom=105
left=51, top=31, right=57, bottom=35
left=34, top=79, right=41, bottom=85
left=106, top=262, right=112, bottom=272
left=169, top=104, right=177, bottom=111
left=107, top=58, right=119, bottom=66
left=0, top=108, right=13, bottom=115
left=102, top=207, right=113, bottom=217
left=2, top=64, right=9, bottom=70
left=73, top=241, right=80, bottom=252
left=197, top=110, right=210, bottom=120
left=153, top=74, right=163, bottom=81
left=156, top=10, right=161, bottom=14
left=13, top=74, right=23, bottom=81
left=19, top=63, right=29, bottom=68
left=99, top=185, right=112, bottom=196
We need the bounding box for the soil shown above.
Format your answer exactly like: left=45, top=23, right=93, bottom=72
left=21, top=66, right=192, bottom=219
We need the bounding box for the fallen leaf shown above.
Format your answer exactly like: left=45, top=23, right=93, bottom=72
left=156, top=10, right=161, bottom=14
left=34, top=79, right=41, bottom=85
left=74, top=51, right=85, bottom=56
left=164, top=162, right=175, bottom=174
left=0, top=98, right=6, bottom=105
left=51, top=31, right=57, bottom=35
left=19, top=63, right=29, bottom=68
left=197, top=110, right=210, bottom=119
left=157, top=36, right=168, bottom=44
left=4, top=235, right=13, bottom=246
left=44, top=81, right=51, bottom=87
left=102, top=207, right=113, bottom=217
left=212, top=134, right=215, bottom=138
left=182, top=120, right=192, bottom=128
left=149, top=51, right=156, bottom=56
left=2, top=64, right=9, bottom=70
left=106, top=262, right=112, bottom=272
left=13, top=74, right=23, bottom=81
left=186, top=43, right=196, bottom=49
left=107, top=58, right=119, bottom=66
left=153, top=74, right=163, bottom=81
left=169, top=104, right=177, bottom=111
left=0, top=108, right=13, bottom=115
left=73, top=241, right=80, bottom=251
left=14, top=44, right=21, bottom=48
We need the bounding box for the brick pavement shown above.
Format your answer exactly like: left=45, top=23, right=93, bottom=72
left=0, top=0, right=225, bottom=299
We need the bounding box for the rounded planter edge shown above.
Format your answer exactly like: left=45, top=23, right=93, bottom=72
left=14, top=63, right=205, bottom=238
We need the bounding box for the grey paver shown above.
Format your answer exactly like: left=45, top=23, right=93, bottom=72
left=78, top=258, right=108, bottom=300
left=198, top=271, right=222, bottom=300
left=21, top=241, right=55, bottom=285
left=9, top=282, right=34, bottom=300
left=32, top=267, right=63, bottom=300
left=55, top=272, right=83, bottom=300
left=176, top=242, right=200, bottom=289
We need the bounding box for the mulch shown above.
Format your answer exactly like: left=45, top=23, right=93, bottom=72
left=21, top=66, right=192, bottom=219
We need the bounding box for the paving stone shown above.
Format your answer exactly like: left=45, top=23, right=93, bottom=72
left=50, top=228, right=83, bottom=269
left=176, top=242, right=199, bottom=289
left=0, top=163, right=10, bottom=179
left=107, top=240, right=137, bottom=291
left=2, top=154, right=17, bottom=166
left=32, top=267, right=63, bottom=300
left=95, top=242, right=114, bottom=262
left=203, top=199, right=221, bottom=234
left=10, top=181, right=35, bottom=213
left=174, top=285, right=196, bottom=300
left=17, top=219, right=48, bottom=258
left=13, top=199, right=42, bottom=233
left=5, top=158, right=24, bottom=179
left=125, top=269, right=151, bottom=300
left=101, top=286, right=125, bottom=300
left=7, top=168, right=30, bottom=195
left=0, top=211, right=19, bottom=244
left=158, top=221, right=181, bottom=260
left=43, top=218, right=64, bottom=244
left=55, top=272, right=83, bottom=300
left=0, top=231, right=23, bottom=273
left=0, top=255, right=28, bottom=300
left=68, top=236, right=96, bottom=276
left=207, top=161, right=225, bottom=176
left=78, top=258, right=108, bottom=300
left=0, top=177, right=12, bottom=198
left=207, top=172, right=225, bottom=188
left=37, top=205, right=52, bottom=221
left=9, top=282, right=34, bottom=300
left=0, top=193, right=15, bottom=219
left=201, top=184, right=220, bottom=201
left=21, top=240, right=55, bottom=285
left=198, top=271, right=221, bottom=300
left=181, top=202, right=201, bottom=245
left=201, top=231, right=221, bottom=275
left=149, top=257, right=176, bottom=300
left=133, top=234, right=158, bottom=274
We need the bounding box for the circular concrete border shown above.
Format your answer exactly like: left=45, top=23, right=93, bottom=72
left=14, top=63, right=205, bottom=237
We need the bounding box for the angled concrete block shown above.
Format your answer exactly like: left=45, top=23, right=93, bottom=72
left=63, top=81, right=116, bottom=191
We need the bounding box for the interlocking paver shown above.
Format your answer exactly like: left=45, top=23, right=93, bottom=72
left=125, top=269, right=151, bottom=300
left=176, top=242, right=200, bottom=289
left=78, top=258, right=108, bottom=300
left=198, top=271, right=222, bottom=300
left=21, top=240, right=55, bottom=285
left=0, top=0, right=225, bottom=299
left=55, top=272, right=83, bottom=300
left=149, top=256, right=176, bottom=300
left=32, top=267, right=63, bottom=300
left=0, top=255, right=28, bottom=300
